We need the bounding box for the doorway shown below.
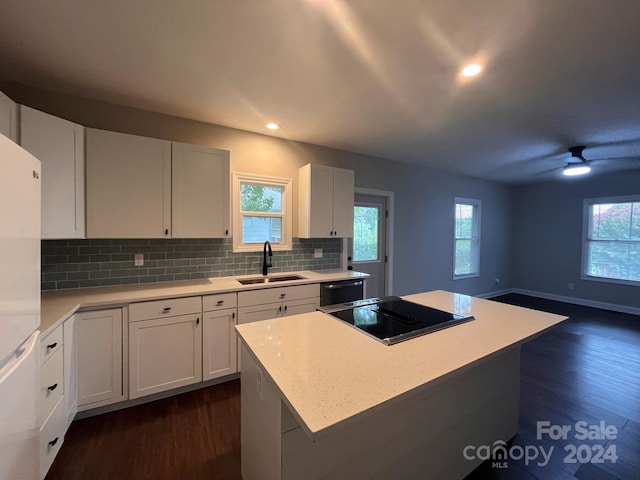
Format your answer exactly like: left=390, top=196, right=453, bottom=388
left=346, top=190, right=393, bottom=298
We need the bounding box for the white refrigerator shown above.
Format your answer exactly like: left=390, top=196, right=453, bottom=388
left=0, top=133, right=41, bottom=480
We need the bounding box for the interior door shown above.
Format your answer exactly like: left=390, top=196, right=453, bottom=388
left=348, top=194, right=387, bottom=298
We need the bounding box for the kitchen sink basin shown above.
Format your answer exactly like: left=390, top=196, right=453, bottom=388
left=237, top=274, right=306, bottom=285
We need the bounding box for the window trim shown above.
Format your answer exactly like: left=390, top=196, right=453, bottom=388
left=232, top=172, right=293, bottom=252
left=581, top=195, right=640, bottom=287
left=453, top=197, right=481, bottom=280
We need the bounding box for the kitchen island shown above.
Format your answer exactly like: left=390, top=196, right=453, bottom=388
left=235, top=290, right=568, bottom=480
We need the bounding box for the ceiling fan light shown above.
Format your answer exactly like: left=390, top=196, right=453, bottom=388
left=563, top=164, right=591, bottom=176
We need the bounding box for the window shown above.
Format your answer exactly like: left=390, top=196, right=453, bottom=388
left=353, top=205, right=380, bottom=262
left=232, top=172, right=292, bottom=252
left=583, top=196, right=640, bottom=285
left=454, top=198, right=481, bottom=279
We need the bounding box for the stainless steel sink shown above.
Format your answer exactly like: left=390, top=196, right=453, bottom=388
left=237, top=274, right=306, bottom=285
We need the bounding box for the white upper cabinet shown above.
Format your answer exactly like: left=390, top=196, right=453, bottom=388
left=86, top=129, right=231, bottom=239
left=20, top=106, right=85, bottom=239
left=0, top=90, right=18, bottom=142
left=86, top=128, right=172, bottom=238
left=298, top=164, right=354, bottom=238
left=172, top=142, right=230, bottom=238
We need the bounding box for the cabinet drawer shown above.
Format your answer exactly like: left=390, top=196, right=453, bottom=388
left=38, top=347, right=64, bottom=426
left=129, top=296, right=201, bottom=322
left=238, top=284, right=319, bottom=307
left=40, top=396, right=65, bottom=479
left=39, top=325, right=63, bottom=365
left=203, top=292, right=237, bottom=312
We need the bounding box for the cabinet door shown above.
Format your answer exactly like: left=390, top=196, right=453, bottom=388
left=129, top=313, right=202, bottom=399
left=0, top=90, right=18, bottom=142
left=237, top=302, right=283, bottom=371
left=172, top=142, right=230, bottom=238
left=203, top=308, right=237, bottom=381
left=63, top=317, right=77, bottom=430
left=20, top=106, right=85, bottom=239
left=76, top=309, right=124, bottom=409
left=238, top=302, right=283, bottom=324
left=86, top=128, right=171, bottom=238
left=283, top=297, right=319, bottom=317
left=332, top=167, right=355, bottom=237
left=298, top=163, right=333, bottom=238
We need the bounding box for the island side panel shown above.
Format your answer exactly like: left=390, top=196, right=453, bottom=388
left=241, top=343, right=282, bottom=480
left=280, top=347, right=521, bottom=480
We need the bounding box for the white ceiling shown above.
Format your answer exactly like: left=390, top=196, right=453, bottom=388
left=1, top=0, right=639, bottom=184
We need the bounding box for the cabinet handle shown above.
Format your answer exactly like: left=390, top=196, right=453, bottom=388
left=162, top=307, right=172, bottom=313
left=232, top=312, right=235, bottom=319
left=48, top=437, right=59, bottom=448
left=278, top=306, right=282, bottom=312
left=225, top=229, right=229, bottom=236
left=46, top=342, right=57, bottom=350
left=280, top=293, right=286, bottom=299
left=47, top=383, right=58, bottom=392
left=165, top=228, right=169, bottom=236
left=284, top=305, right=288, bottom=312
left=196, top=317, right=200, bottom=325
left=216, top=300, right=224, bottom=306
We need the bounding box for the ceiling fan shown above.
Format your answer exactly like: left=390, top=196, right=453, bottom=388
left=562, top=146, right=591, bottom=176
left=539, top=144, right=640, bottom=178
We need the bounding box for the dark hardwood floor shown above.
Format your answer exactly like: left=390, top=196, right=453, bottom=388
left=45, top=294, right=640, bottom=480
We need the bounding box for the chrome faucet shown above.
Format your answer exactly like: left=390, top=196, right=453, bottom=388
left=262, top=240, right=272, bottom=276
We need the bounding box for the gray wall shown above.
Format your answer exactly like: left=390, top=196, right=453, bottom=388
left=6, top=84, right=513, bottom=297
left=512, top=170, right=640, bottom=308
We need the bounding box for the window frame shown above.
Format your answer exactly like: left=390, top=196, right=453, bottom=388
left=232, top=172, right=293, bottom=253
left=453, top=197, right=481, bottom=280
left=582, top=195, right=640, bottom=286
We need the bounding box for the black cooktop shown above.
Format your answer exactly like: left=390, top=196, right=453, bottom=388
left=324, top=296, right=474, bottom=345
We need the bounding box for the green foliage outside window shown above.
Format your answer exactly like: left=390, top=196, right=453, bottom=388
left=587, top=202, right=640, bottom=282
left=353, top=206, right=378, bottom=261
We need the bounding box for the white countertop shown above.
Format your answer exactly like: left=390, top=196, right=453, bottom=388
left=235, top=290, right=568, bottom=441
left=40, top=270, right=367, bottom=335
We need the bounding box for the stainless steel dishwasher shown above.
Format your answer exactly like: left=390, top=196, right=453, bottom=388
left=319, top=279, right=365, bottom=306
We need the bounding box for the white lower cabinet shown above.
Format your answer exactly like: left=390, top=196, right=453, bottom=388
left=202, top=292, right=238, bottom=381
left=38, top=326, right=66, bottom=480
left=62, top=316, right=77, bottom=430
left=39, top=397, right=65, bottom=479
left=76, top=308, right=125, bottom=410
left=129, top=297, right=202, bottom=399
left=237, top=284, right=320, bottom=370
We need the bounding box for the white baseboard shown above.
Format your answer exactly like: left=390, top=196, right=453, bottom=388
left=475, top=288, right=512, bottom=299
left=484, top=288, right=640, bottom=316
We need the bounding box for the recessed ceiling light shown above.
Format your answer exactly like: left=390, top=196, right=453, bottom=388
left=461, top=64, right=482, bottom=77
left=266, top=122, right=280, bottom=130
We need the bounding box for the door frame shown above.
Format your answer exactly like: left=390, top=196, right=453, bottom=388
left=342, top=187, right=395, bottom=296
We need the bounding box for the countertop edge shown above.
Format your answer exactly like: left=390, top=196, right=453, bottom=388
left=40, top=270, right=368, bottom=336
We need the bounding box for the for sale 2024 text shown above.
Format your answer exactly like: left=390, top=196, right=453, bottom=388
left=537, top=420, right=618, bottom=465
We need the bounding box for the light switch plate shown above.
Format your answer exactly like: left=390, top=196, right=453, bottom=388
left=134, top=254, right=144, bottom=266
left=314, top=248, right=323, bottom=258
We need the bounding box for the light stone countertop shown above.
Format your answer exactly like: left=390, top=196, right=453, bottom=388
left=235, top=290, right=568, bottom=441
left=40, top=269, right=367, bottom=336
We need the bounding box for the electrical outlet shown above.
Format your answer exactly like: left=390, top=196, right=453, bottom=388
left=314, top=248, right=323, bottom=259
left=134, top=253, right=144, bottom=267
